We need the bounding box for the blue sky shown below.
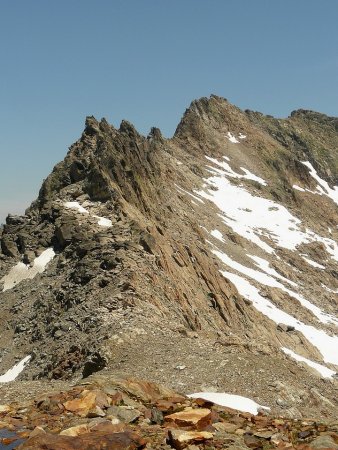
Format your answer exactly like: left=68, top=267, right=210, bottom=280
left=1, top=0, right=337, bottom=223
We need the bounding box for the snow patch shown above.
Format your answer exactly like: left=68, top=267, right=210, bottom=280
left=302, top=161, right=338, bottom=206
left=226, top=132, right=240, bottom=144
left=205, top=156, right=267, bottom=186
left=65, top=201, right=89, bottom=214
left=188, top=392, right=269, bottom=415
left=64, top=201, right=112, bottom=227
left=293, top=185, right=306, bottom=192
left=176, top=184, right=205, bottom=204
left=2, top=248, right=55, bottom=291
left=222, top=271, right=338, bottom=367
left=282, top=348, right=335, bottom=378
left=247, top=254, right=297, bottom=287
left=212, top=249, right=337, bottom=325
left=94, top=216, right=112, bottom=227
left=302, top=256, right=325, bottom=270
left=321, top=284, right=338, bottom=294
left=0, top=356, right=31, bottom=382
left=210, top=229, right=223, bottom=241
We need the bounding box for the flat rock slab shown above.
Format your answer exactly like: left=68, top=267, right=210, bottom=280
left=168, top=429, right=214, bottom=449
left=165, top=408, right=212, bottom=430
left=18, top=430, right=146, bottom=450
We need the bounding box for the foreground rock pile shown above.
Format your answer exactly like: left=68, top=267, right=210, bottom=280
left=0, top=377, right=337, bottom=449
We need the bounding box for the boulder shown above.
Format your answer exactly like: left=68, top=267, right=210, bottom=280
left=168, top=429, right=213, bottom=449
left=63, top=390, right=110, bottom=417
left=164, top=408, right=212, bottom=430
left=18, top=430, right=146, bottom=449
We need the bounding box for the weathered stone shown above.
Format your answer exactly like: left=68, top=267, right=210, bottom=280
left=0, top=404, right=11, bottom=413
left=63, top=390, right=110, bottom=417
left=165, top=408, right=212, bottom=430
left=150, top=408, right=164, bottom=424
left=277, top=323, right=295, bottom=332
left=18, top=430, right=147, bottom=449
left=112, top=378, right=178, bottom=403
left=86, top=405, right=106, bottom=418
left=243, top=433, right=264, bottom=448
left=306, top=434, right=338, bottom=449
left=253, top=430, right=274, bottom=439
left=155, top=400, right=176, bottom=413
left=1, top=237, right=18, bottom=257
left=29, top=426, right=46, bottom=438
left=213, top=421, right=238, bottom=433
left=168, top=429, right=213, bottom=449
left=60, top=424, right=90, bottom=436
left=106, top=406, right=141, bottom=423
left=298, top=430, right=313, bottom=439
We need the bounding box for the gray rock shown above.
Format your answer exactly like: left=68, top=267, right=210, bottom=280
left=308, top=435, right=338, bottom=449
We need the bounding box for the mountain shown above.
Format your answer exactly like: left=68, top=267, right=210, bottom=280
left=0, top=95, right=337, bottom=420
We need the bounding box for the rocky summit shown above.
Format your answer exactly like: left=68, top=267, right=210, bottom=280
left=0, top=95, right=338, bottom=439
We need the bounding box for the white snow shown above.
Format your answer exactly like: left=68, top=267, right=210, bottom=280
left=65, top=201, right=89, bottom=214
left=282, top=348, right=336, bottom=378
left=302, top=161, right=338, bottom=206
left=188, top=392, right=270, bottom=415
left=2, top=248, right=55, bottom=291
left=321, top=284, right=338, bottom=294
left=239, top=167, right=267, bottom=186
left=64, top=201, right=112, bottom=227
left=239, top=133, right=246, bottom=139
left=247, top=254, right=297, bottom=287
left=222, top=271, right=338, bottom=367
left=212, top=249, right=338, bottom=325
left=176, top=184, right=205, bottom=204
left=0, top=356, right=31, bottom=382
left=226, top=132, right=240, bottom=144
left=302, top=256, right=325, bottom=270
left=293, top=184, right=306, bottom=192
left=205, top=156, right=267, bottom=186
left=94, top=216, right=112, bottom=227
left=210, top=229, right=223, bottom=241
left=196, top=164, right=338, bottom=260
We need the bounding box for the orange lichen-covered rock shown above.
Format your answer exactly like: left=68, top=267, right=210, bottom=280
left=164, top=408, right=212, bottom=430
left=63, top=390, right=110, bottom=417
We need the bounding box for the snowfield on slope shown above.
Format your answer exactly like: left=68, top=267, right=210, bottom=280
left=1, top=248, right=55, bottom=292
left=0, top=356, right=31, bottom=382
left=188, top=392, right=270, bottom=415
left=211, top=247, right=338, bottom=326
left=196, top=156, right=338, bottom=259
left=282, top=348, right=336, bottom=378
left=223, top=271, right=338, bottom=370
left=292, top=162, right=338, bottom=206
left=180, top=154, right=338, bottom=377
left=302, top=161, right=338, bottom=206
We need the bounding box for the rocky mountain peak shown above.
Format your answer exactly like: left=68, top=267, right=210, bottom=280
left=174, top=95, right=247, bottom=141
left=1, top=97, right=338, bottom=421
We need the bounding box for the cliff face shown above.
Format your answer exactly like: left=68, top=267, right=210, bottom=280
left=0, top=96, right=337, bottom=419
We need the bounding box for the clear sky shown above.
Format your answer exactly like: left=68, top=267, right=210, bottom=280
left=1, top=0, right=338, bottom=223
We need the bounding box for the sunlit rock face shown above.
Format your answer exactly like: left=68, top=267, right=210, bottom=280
left=0, top=95, right=337, bottom=419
